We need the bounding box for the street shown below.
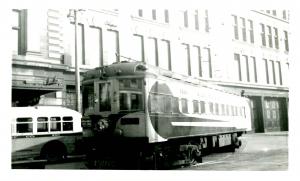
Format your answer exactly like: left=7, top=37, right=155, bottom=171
left=44, top=132, right=288, bottom=170
left=180, top=132, right=288, bottom=170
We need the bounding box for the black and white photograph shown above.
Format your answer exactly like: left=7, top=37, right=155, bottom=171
left=1, top=1, right=299, bottom=180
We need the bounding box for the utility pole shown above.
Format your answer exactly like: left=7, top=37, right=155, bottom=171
left=68, top=9, right=83, bottom=112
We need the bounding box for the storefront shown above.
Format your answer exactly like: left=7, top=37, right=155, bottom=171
left=218, top=84, right=289, bottom=133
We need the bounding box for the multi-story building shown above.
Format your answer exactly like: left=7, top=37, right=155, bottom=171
left=11, top=9, right=289, bottom=132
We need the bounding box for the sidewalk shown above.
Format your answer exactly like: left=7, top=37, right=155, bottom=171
left=245, top=131, right=288, bottom=136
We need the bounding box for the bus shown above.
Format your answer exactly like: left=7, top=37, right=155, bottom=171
left=11, top=106, right=83, bottom=163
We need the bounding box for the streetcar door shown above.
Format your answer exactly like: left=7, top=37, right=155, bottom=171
left=95, top=81, right=112, bottom=113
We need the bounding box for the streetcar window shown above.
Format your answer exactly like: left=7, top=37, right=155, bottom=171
left=99, top=83, right=111, bottom=111
left=120, top=93, right=143, bottom=111
left=150, top=94, right=160, bottom=113
left=200, top=101, right=205, bottom=114
left=209, top=102, right=214, bottom=114
left=119, top=79, right=142, bottom=90
left=149, top=93, right=173, bottom=113
left=193, top=100, right=199, bottom=113
left=131, top=93, right=143, bottom=110
left=231, top=106, right=235, bottom=116
left=50, top=117, right=61, bottom=131
left=181, top=98, right=188, bottom=113
left=215, top=103, right=219, bottom=115
left=16, top=117, right=33, bottom=133
left=83, top=84, right=94, bottom=113
left=235, top=106, right=238, bottom=116
left=37, top=117, right=48, bottom=132
left=120, top=93, right=130, bottom=110
left=171, top=97, right=180, bottom=113
left=225, top=105, right=229, bottom=116
left=163, top=95, right=172, bottom=113
left=221, top=104, right=225, bottom=115
left=63, top=116, right=73, bottom=131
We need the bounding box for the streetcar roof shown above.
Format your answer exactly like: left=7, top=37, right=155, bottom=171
left=82, top=61, right=244, bottom=97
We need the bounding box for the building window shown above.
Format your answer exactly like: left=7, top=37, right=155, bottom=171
left=248, top=20, right=254, bottom=43
left=182, top=43, right=191, bottom=76
left=277, top=61, right=283, bottom=85
left=232, top=15, right=239, bottom=40
left=240, top=17, right=247, bottom=41
left=138, top=9, right=143, bottom=17
left=283, top=10, right=287, bottom=20
left=183, top=10, right=188, bottom=28
left=194, top=10, right=199, bottom=30
left=250, top=56, right=258, bottom=83
left=284, top=30, right=289, bottom=52
left=160, top=40, right=172, bottom=71
left=89, top=26, right=103, bottom=66
left=205, top=10, right=209, bottom=32
left=267, top=25, right=273, bottom=48
left=272, top=10, right=277, bottom=16
left=274, top=27, right=279, bottom=49
left=164, top=10, right=169, bottom=23
left=12, top=9, right=27, bottom=55
left=264, top=59, right=269, bottom=84
left=148, top=37, right=159, bottom=66
left=203, top=47, right=212, bottom=78
left=192, top=45, right=202, bottom=77
left=261, top=24, right=266, bottom=46
left=152, top=9, right=157, bottom=20
left=270, top=60, right=276, bottom=85
left=242, top=55, right=250, bottom=82
left=105, top=29, right=120, bottom=64
left=133, top=34, right=145, bottom=62
left=234, top=53, right=242, bottom=81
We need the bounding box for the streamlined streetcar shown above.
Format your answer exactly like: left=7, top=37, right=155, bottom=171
left=81, top=61, right=252, bottom=169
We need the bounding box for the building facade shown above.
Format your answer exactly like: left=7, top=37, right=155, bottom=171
left=11, top=9, right=289, bottom=132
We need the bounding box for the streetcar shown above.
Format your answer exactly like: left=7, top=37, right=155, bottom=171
left=81, top=61, right=252, bottom=169
left=11, top=106, right=83, bottom=164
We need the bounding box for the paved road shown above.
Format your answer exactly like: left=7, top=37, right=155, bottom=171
left=179, top=133, right=288, bottom=170
left=44, top=133, right=288, bottom=170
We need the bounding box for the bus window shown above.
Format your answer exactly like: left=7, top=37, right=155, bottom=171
left=16, top=118, right=33, bottom=133
left=37, top=117, right=48, bottom=132
left=50, top=117, right=61, bottom=132
left=63, top=116, right=73, bottom=131
left=131, top=93, right=143, bottom=110
left=99, top=83, right=111, bottom=111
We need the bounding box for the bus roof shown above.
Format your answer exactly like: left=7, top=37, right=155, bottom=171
left=10, top=106, right=82, bottom=118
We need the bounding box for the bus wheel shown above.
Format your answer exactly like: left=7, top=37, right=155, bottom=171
left=41, top=141, right=67, bottom=163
